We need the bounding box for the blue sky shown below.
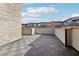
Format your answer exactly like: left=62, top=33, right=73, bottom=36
left=21, top=3, right=79, bottom=24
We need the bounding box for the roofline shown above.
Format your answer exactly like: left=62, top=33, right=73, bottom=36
left=22, top=21, right=54, bottom=24
left=63, top=16, right=79, bottom=22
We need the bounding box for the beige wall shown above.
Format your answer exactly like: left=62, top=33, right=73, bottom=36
left=0, top=4, right=21, bottom=46
left=55, top=27, right=79, bottom=51
left=72, top=29, right=79, bottom=51
left=22, top=27, right=35, bottom=35
left=22, top=27, right=53, bottom=35
left=66, top=29, right=72, bottom=46
left=55, top=28, right=65, bottom=44
left=22, top=27, right=32, bottom=35
left=35, top=28, right=54, bottom=34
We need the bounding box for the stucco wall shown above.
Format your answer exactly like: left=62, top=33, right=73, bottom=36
left=72, top=29, right=79, bottom=51
left=0, top=4, right=21, bottom=46
left=55, top=28, right=65, bottom=44
left=22, top=27, right=53, bottom=35
left=22, top=27, right=32, bottom=35
left=35, top=28, right=54, bottom=34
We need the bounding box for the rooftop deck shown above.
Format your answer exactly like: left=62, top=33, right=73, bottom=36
left=0, top=34, right=79, bottom=56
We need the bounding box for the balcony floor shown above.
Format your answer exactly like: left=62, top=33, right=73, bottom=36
left=25, top=34, right=79, bottom=56
left=0, top=34, right=79, bottom=56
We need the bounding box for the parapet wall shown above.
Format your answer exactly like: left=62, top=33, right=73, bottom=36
left=22, top=27, right=34, bottom=35
left=55, top=27, right=65, bottom=44
left=55, top=26, right=79, bottom=51
left=72, top=28, right=79, bottom=51
left=35, top=28, right=54, bottom=34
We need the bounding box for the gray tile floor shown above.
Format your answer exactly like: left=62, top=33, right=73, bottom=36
left=0, top=35, right=41, bottom=56
left=0, top=34, right=79, bottom=56
left=25, top=35, right=79, bottom=56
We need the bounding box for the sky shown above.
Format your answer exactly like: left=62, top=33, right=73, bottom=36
left=21, top=3, right=79, bottom=24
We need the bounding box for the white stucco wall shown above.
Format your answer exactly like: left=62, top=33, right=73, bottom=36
left=0, top=4, right=21, bottom=46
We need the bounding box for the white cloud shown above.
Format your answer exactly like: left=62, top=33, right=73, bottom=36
left=21, top=6, right=58, bottom=24
left=22, top=17, right=42, bottom=24
left=61, top=13, right=79, bottom=21
left=71, top=14, right=79, bottom=17
left=22, top=12, right=39, bottom=17
left=22, top=17, right=52, bottom=24
left=22, top=18, right=38, bottom=24
left=62, top=17, right=69, bottom=21
left=27, top=7, right=58, bottom=14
